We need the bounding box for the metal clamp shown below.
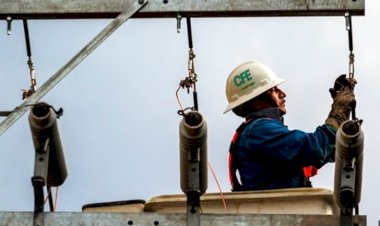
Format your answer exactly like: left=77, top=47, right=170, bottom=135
left=6, top=15, right=12, bottom=35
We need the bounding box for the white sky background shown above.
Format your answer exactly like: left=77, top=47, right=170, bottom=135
left=0, top=1, right=379, bottom=225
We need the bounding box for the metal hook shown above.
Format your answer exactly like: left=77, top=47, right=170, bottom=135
left=344, top=12, right=351, bottom=32
left=176, top=13, right=182, bottom=33
left=6, top=16, right=12, bottom=35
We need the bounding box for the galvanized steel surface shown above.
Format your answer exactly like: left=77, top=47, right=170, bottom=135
left=0, top=212, right=367, bottom=226
left=0, top=0, right=365, bottom=19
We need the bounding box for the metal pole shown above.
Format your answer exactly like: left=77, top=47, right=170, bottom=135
left=0, top=0, right=148, bottom=136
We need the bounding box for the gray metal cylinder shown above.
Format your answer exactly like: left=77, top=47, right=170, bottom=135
left=179, top=111, right=207, bottom=195
left=334, top=120, right=364, bottom=208
left=29, top=102, right=68, bottom=186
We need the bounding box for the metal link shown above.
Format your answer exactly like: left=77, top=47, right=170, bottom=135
left=348, top=53, right=355, bottom=80
left=345, top=12, right=355, bottom=80
left=187, top=49, right=197, bottom=88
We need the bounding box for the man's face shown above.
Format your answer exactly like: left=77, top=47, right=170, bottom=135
left=268, top=86, right=287, bottom=115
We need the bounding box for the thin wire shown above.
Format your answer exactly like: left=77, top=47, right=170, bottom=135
left=53, top=186, right=59, bottom=212
left=176, top=86, right=185, bottom=113
left=208, top=161, right=227, bottom=213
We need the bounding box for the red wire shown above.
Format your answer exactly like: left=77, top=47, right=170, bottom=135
left=53, top=186, right=59, bottom=212
left=208, top=161, right=227, bottom=213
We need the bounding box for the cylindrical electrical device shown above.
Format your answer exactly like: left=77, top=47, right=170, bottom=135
left=179, top=110, right=207, bottom=195
left=29, top=102, right=68, bottom=186
left=334, top=120, right=364, bottom=211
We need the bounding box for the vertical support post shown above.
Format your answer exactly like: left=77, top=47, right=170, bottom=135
left=186, top=150, right=201, bottom=226
left=32, top=138, right=50, bottom=226
left=180, top=111, right=207, bottom=226
left=339, top=165, right=355, bottom=226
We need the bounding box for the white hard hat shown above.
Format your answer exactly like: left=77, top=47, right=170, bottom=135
left=224, top=61, right=286, bottom=113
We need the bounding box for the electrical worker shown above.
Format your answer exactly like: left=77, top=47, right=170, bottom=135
left=225, top=60, right=355, bottom=191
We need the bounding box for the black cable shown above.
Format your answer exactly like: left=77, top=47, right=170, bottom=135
left=22, top=19, right=32, bottom=58
left=346, top=13, right=354, bottom=52
left=193, top=91, right=199, bottom=111
left=186, top=17, right=193, bottom=49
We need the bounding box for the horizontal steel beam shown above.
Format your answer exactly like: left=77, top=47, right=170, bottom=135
left=0, top=212, right=367, bottom=226
left=0, top=0, right=364, bottom=19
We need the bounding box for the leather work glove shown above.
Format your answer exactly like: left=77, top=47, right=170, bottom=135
left=329, top=74, right=357, bottom=98
left=325, top=87, right=356, bottom=130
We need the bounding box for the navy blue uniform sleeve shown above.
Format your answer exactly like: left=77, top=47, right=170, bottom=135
left=242, top=118, right=336, bottom=168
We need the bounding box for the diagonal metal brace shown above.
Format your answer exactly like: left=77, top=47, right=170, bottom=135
left=0, top=0, right=148, bottom=136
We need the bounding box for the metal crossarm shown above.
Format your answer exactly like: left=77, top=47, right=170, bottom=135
left=0, top=0, right=364, bottom=19
left=0, top=212, right=367, bottom=226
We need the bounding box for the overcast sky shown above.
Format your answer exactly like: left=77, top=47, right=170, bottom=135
left=1, top=1, right=379, bottom=225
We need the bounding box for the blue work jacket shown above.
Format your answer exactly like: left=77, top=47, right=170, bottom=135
left=235, top=108, right=336, bottom=190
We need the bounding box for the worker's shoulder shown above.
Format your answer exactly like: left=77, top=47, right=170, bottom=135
left=245, top=117, right=283, bottom=131
left=248, top=117, right=280, bottom=125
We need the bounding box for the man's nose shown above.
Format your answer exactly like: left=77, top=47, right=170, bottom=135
left=278, top=88, right=286, bottom=98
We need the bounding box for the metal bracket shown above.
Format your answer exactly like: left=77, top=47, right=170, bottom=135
left=186, top=150, right=201, bottom=226
left=32, top=138, right=50, bottom=226
left=340, top=165, right=356, bottom=215
left=6, top=15, right=11, bottom=35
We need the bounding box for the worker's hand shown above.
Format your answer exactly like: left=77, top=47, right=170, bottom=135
left=329, top=74, right=356, bottom=98
left=325, top=87, right=356, bottom=129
